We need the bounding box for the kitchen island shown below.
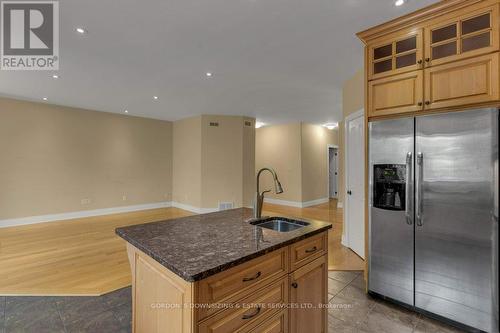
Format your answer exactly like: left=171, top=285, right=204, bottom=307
left=116, top=208, right=332, bottom=333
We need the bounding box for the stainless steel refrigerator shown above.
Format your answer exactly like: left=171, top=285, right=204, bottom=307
left=368, top=108, right=499, bottom=333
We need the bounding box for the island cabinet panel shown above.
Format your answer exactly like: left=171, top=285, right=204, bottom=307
left=289, top=232, right=327, bottom=271
left=424, top=2, right=499, bottom=67
left=197, top=277, right=288, bottom=333
left=196, top=247, right=288, bottom=320
left=424, top=52, right=499, bottom=109
left=289, top=255, right=328, bottom=333
left=368, top=71, right=424, bottom=117
left=127, top=244, right=195, bottom=333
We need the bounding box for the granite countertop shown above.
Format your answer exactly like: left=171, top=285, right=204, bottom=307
left=115, top=208, right=332, bottom=282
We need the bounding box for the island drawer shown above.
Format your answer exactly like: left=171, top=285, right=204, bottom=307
left=244, top=309, right=288, bottom=333
left=197, top=247, right=288, bottom=320
left=289, top=232, right=327, bottom=270
left=197, top=276, right=288, bottom=333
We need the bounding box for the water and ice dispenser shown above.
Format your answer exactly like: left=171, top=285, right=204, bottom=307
left=373, top=164, right=406, bottom=211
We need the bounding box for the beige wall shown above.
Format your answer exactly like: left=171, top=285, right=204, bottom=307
left=301, top=123, right=338, bottom=202
left=172, top=116, right=202, bottom=207
left=339, top=69, right=364, bottom=206
left=173, top=115, right=255, bottom=209
left=201, top=115, right=255, bottom=208
left=256, top=123, right=302, bottom=202
left=255, top=123, right=338, bottom=204
left=0, top=97, right=173, bottom=220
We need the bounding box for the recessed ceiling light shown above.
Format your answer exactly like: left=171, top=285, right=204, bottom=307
left=153, top=96, right=159, bottom=100
left=52, top=74, right=59, bottom=79
left=124, top=110, right=129, bottom=113
left=255, top=122, right=265, bottom=129
left=395, top=0, right=405, bottom=6
left=76, top=27, right=86, bottom=34
left=323, top=123, right=338, bottom=130
left=206, top=72, right=213, bottom=77
left=42, top=97, right=48, bottom=101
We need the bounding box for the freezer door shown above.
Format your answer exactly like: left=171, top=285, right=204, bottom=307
left=415, top=108, right=498, bottom=332
left=369, top=117, right=414, bottom=306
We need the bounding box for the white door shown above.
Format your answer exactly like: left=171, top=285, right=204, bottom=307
left=345, top=111, right=365, bottom=259
left=329, top=148, right=338, bottom=198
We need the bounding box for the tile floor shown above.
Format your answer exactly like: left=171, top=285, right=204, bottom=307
left=0, top=271, right=467, bottom=333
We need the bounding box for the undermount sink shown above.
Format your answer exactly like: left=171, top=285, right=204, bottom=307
left=250, top=217, right=309, bottom=232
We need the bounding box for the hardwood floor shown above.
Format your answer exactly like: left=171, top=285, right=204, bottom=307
left=0, top=199, right=363, bottom=296
left=0, top=208, right=193, bottom=296
left=262, top=199, right=365, bottom=271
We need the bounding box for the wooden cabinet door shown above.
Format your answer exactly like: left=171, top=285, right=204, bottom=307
left=424, top=52, right=499, bottom=110
left=424, top=3, right=499, bottom=67
left=368, top=29, right=423, bottom=80
left=289, top=255, right=327, bottom=333
left=368, top=70, right=424, bottom=118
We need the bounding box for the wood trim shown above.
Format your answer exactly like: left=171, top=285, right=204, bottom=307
left=357, top=0, right=499, bottom=43
left=364, top=47, right=370, bottom=288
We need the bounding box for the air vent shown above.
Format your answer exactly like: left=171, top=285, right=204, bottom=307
left=209, top=122, right=219, bottom=127
left=244, top=121, right=252, bottom=127
left=218, top=202, right=234, bottom=211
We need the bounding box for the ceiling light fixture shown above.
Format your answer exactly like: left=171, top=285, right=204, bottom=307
left=52, top=74, right=59, bottom=79
left=42, top=97, right=48, bottom=101
left=395, top=0, right=405, bottom=6
left=255, top=122, right=265, bottom=129
left=124, top=110, right=129, bottom=113
left=76, top=27, right=86, bottom=34
left=206, top=72, right=213, bottom=77
left=323, top=123, right=338, bottom=130
left=153, top=96, right=159, bottom=100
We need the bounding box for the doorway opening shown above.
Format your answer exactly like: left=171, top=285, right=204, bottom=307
left=328, top=145, right=339, bottom=199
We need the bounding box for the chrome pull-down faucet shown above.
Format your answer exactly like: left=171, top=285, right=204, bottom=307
left=254, top=168, right=284, bottom=219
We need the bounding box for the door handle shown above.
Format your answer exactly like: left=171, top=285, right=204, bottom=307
left=347, top=190, right=352, bottom=195
left=405, top=152, right=413, bottom=225
left=416, top=152, right=424, bottom=226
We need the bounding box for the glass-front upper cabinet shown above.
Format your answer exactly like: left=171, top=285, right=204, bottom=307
left=368, top=29, right=423, bottom=80
left=424, top=4, right=499, bottom=67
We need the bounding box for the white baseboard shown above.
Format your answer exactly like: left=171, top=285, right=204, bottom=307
left=263, top=197, right=329, bottom=208
left=341, top=234, right=348, bottom=247
left=170, top=202, right=218, bottom=214
left=0, top=202, right=173, bottom=228
left=263, top=197, right=303, bottom=208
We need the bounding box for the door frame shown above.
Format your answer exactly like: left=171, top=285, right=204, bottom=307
left=327, top=144, right=339, bottom=199
left=342, top=108, right=365, bottom=256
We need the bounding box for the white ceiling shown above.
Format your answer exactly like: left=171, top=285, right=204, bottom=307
left=0, top=0, right=437, bottom=125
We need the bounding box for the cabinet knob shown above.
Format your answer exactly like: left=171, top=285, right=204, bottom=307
left=425, top=101, right=430, bottom=105
left=291, top=282, right=298, bottom=289
left=418, top=102, right=423, bottom=106
left=425, top=58, right=430, bottom=62
left=417, top=59, right=423, bottom=64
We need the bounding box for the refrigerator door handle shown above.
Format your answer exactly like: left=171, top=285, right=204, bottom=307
left=416, top=152, right=424, bottom=226
left=405, top=152, right=413, bottom=225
